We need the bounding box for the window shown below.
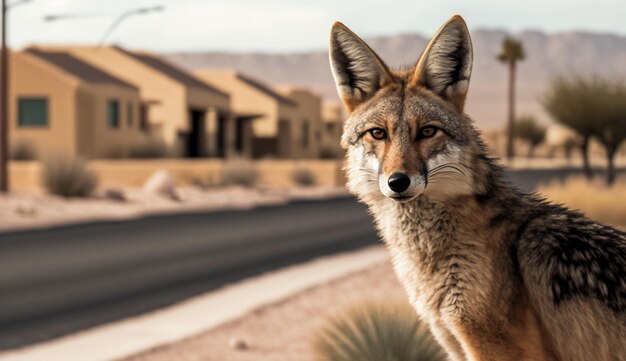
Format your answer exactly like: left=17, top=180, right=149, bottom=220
left=18, top=98, right=48, bottom=127
left=127, top=102, right=133, bottom=127
left=301, top=120, right=310, bottom=148
left=107, top=100, right=120, bottom=128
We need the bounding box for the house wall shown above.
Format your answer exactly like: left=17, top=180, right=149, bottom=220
left=75, top=84, right=145, bottom=158
left=321, top=101, right=345, bottom=158
left=64, top=47, right=188, bottom=146
left=282, top=89, right=323, bottom=159
left=9, top=52, right=79, bottom=158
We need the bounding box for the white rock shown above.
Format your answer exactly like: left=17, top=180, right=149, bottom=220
left=229, top=337, right=248, bottom=350
left=143, top=170, right=177, bottom=199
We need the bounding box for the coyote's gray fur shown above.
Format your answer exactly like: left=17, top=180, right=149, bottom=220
left=329, top=15, right=626, bottom=361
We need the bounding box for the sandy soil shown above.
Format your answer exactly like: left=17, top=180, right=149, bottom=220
left=119, top=261, right=404, bottom=361
left=0, top=186, right=347, bottom=232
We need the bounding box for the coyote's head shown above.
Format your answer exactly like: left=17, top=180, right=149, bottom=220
left=330, top=15, right=487, bottom=204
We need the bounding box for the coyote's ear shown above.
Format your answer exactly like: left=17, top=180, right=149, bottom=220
left=329, top=22, right=393, bottom=113
left=411, top=15, right=473, bottom=112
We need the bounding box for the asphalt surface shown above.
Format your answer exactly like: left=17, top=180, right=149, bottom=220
left=0, top=166, right=623, bottom=350
left=0, top=197, right=378, bottom=350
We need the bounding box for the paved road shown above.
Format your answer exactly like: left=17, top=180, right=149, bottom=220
left=0, top=166, right=623, bottom=350
left=0, top=197, right=378, bottom=350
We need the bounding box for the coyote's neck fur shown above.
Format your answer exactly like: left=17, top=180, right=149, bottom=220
left=329, top=15, right=626, bottom=361
left=369, top=157, right=515, bottom=318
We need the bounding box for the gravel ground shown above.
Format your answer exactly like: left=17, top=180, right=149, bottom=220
left=119, top=261, right=404, bottom=361
left=0, top=186, right=347, bottom=232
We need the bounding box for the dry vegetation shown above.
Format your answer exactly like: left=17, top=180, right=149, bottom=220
left=312, top=300, right=445, bottom=361
left=537, top=176, right=626, bottom=227
left=220, top=158, right=259, bottom=187
left=42, top=156, right=99, bottom=198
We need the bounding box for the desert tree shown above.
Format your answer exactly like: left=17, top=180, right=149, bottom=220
left=543, top=77, right=601, bottom=179
left=562, top=136, right=579, bottom=160
left=515, top=116, right=546, bottom=158
left=593, top=80, right=626, bottom=185
left=497, top=37, right=525, bottom=161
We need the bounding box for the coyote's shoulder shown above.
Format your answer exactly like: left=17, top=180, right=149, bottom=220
left=517, top=200, right=626, bottom=313
left=329, top=14, right=626, bottom=361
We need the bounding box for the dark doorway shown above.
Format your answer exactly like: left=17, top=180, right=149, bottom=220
left=217, top=113, right=228, bottom=158
left=187, top=109, right=205, bottom=158
left=235, top=117, right=246, bottom=154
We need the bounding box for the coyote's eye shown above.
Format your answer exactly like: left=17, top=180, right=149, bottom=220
left=368, top=128, right=387, bottom=140
left=419, top=126, right=439, bottom=139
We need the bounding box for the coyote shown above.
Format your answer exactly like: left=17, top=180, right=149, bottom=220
left=329, top=15, right=626, bottom=361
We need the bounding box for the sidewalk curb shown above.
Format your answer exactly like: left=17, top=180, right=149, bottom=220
left=0, top=245, right=388, bottom=361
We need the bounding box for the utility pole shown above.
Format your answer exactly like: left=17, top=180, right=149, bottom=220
left=0, top=0, right=8, bottom=192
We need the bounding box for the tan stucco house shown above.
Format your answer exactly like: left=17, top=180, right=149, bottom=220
left=320, top=100, right=345, bottom=158
left=9, top=49, right=144, bottom=159
left=278, top=87, right=323, bottom=159
left=46, top=46, right=231, bottom=158
left=194, top=70, right=301, bottom=159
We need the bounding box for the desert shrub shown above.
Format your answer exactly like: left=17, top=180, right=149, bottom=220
left=312, top=300, right=445, bottom=361
left=102, top=146, right=127, bottom=159
left=42, top=156, right=98, bottom=197
left=128, top=138, right=170, bottom=159
left=220, top=158, right=258, bottom=187
left=292, top=168, right=316, bottom=187
left=537, top=176, right=626, bottom=227
left=11, top=140, right=37, bottom=160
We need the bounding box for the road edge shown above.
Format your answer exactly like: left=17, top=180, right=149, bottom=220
left=0, top=245, right=388, bottom=361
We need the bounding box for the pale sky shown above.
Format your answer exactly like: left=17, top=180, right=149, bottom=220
left=7, top=0, right=626, bottom=53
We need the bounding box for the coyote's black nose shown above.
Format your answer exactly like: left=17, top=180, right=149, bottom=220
left=388, top=172, right=411, bottom=193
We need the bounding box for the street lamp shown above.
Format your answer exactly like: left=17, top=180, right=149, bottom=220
left=44, top=5, right=164, bottom=47
left=0, top=0, right=34, bottom=192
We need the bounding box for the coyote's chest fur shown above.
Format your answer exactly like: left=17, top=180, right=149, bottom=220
left=374, top=199, right=495, bottom=321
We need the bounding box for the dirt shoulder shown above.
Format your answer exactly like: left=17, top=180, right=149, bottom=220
left=119, top=261, right=403, bottom=361
left=0, top=186, right=347, bottom=233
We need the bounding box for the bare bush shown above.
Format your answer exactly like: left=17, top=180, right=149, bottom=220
left=11, top=140, right=37, bottom=160
left=128, top=138, right=171, bottom=159
left=42, top=156, right=98, bottom=197
left=220, top=158, right=258, bottom=187
left=292, top=168, right=316, bottom=187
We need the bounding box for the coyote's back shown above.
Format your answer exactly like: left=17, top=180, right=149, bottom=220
left=329, top=15, right=626, bottom=361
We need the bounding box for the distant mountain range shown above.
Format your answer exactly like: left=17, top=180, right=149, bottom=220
left=163, top=29, right=626, bottom=129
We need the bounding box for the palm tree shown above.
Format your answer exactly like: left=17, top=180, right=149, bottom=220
left=497, top=37, right=525, bottom=161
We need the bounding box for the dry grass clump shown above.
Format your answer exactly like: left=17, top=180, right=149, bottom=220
left=292, top=168, right=316, bottom=187
left=128, top=138, right=171, bottom=159
left=312, top=299, right=445, bottom=361
left=11, top=140, right=37, bottom=160
left=537, top=176, right=626, bottom=227
left=42, top=156, right=99, bottom=197
left=220, top=158, right=258, bottom=187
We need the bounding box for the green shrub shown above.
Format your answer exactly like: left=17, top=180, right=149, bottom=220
left=292, top=168, right=316, bottom=187
left=220, top=158, right=258, bottom=187
left=312, top=300, right=445, bottom=361
left=128, top=138, right=170, bottom=159
left=42, top=156, right=98, bottom=197
left=11, top=140, right=37, bottom=160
